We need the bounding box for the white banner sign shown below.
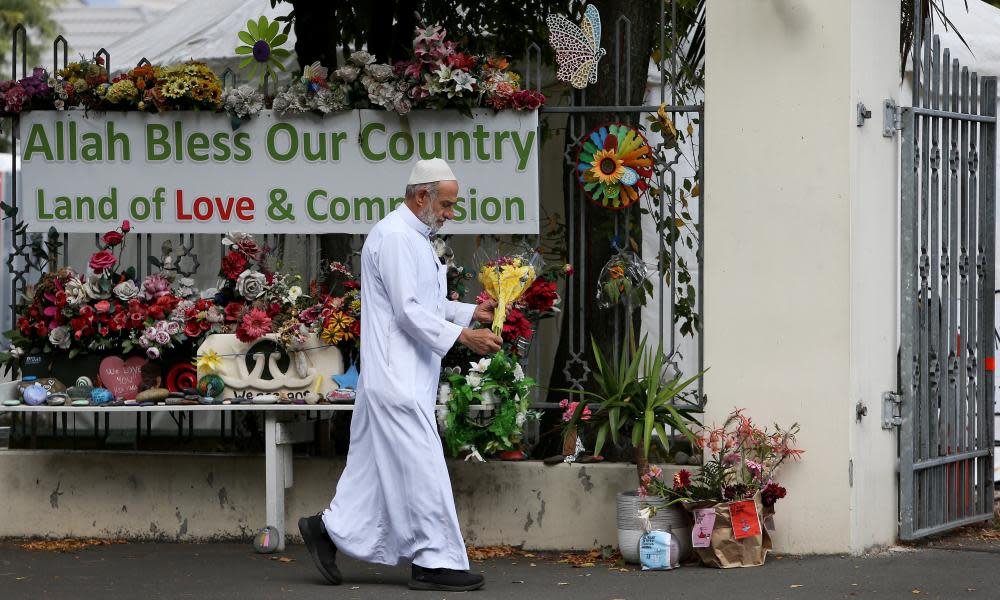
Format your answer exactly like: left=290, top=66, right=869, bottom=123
left=20, top=109, right=539, bottom=234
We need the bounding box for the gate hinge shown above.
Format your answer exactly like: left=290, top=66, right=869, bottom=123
left=882, top=391, right=902, bottom=429
left=883, top=99, right=902, bottom=137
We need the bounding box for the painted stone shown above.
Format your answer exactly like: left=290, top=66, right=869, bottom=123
left=66, top=385, right=93, bottom=401
left=74, top=376, right=93, bottom=388
left=22, top=383, right=48, bottom=406
left=47, top=393, right=67, bottom=406
left=98, top=356, right=147, bottom=400
left=3, top=399, right=21, bottom=406
left=197, top=374, right=225, bottom=398
left=71, top=399, right=89, bottom=407
left=136, top=388, right=170, bottom=403
left=90, top=387, right=114, bottom=405
left=165, top=364, right=198, bottom=393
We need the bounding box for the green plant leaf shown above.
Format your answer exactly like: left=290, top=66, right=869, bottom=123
left=266, top=19, right=279, bottom=41
left=235, top=46, right=253, bottom=55
left=238, top=31, right=256, bottom=46
left=594, top=423, right=609, bottom=458
left=271, top=32, right=288, bottom=48
left=246, top=19, right=259, bottom=39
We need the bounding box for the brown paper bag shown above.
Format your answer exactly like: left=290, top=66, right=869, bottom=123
left=684, top=493, right=772, bottom=568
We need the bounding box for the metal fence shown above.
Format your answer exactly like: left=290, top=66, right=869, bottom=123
left=897, top=10, right=997, bottom=539
left=3, top=3, right=704, bottom=448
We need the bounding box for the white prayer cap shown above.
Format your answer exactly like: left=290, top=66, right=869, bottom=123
left=407, top=158, right=456, bottom=185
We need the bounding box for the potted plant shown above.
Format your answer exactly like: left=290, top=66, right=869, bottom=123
left=562, top=335, right=704, bottom=563
left=644, top=409, right=803, bottom=568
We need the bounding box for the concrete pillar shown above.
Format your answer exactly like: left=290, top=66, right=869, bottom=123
left=704, top=0, right=900, bottom=554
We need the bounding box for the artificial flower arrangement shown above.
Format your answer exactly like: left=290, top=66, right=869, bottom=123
left=0, top=20, right=543, bottom=119
left=209, top=233, right=363, bottom=359
left=440, top=350, right=535, bottom=461
left=639, top=409, right=802, bottom=568
left=0, top=221, right=201, bottom=367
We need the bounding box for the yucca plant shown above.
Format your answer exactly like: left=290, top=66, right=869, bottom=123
left=562, top=335, right=705, bottom=479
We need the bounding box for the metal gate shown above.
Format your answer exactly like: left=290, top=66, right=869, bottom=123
left=897, top=20, right=997, bottom=539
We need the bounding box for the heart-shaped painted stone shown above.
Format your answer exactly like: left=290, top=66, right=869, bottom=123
left=98, top=355, right=147, bottom=400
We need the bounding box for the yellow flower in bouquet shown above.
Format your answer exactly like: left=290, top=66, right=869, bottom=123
left=478, top=256, right=537, bottom=334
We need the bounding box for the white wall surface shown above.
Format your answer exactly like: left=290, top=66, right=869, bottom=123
left=706, top=0, right=900, bottom=554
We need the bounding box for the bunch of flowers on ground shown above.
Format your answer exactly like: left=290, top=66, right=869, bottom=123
left=640, top=409, right=802, bottom=508
left=441, top=350, right=534, bottom=458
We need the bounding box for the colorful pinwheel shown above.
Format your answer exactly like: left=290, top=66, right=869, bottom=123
left=236, top=16, right=290, bottom=85
left=576, top=123, right=654, bottom=210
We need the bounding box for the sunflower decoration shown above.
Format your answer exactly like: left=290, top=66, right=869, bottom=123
left=236, top=16, right=291, bottom=85
left=576, top=123, right=654, bottom=210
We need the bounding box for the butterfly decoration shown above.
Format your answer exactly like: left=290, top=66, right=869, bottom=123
left=547, top=4, right=606, bottom=89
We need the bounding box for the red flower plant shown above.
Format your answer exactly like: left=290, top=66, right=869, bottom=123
left=223, top=301, right=244, bottom=322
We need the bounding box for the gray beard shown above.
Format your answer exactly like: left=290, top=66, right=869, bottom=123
left=418, top=203, right=440, bottom=235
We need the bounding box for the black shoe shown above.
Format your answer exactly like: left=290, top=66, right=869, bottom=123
left=409, top=564, right=485, bottom=591
left=297, top=515, right=342, bottom=585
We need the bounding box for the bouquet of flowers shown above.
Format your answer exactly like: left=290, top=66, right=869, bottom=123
left=596, top=250, right=651, bottom=309
left=308, top=260, right=362, bottom=358
left=640, top=409, right=802, bottom=508
left=475, top=242, right=543, bottom=336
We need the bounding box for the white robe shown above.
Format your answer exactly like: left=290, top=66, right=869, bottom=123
left=323, top=204, right=475, bottom=570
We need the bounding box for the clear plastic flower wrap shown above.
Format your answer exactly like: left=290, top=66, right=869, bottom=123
left=475, top=239, right=543, bottom=335
left=596, top=250, right=650, bottom=309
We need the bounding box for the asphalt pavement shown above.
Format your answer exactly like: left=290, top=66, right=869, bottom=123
left=2, top=537, right=1000, bottom=600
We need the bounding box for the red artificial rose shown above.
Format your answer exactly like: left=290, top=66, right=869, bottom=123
left=267, top=302, right=282, bottom=317
left=196, top=298, right=212, bottom=311
left=35, top=323, right=49, bottom=338
left=89, top=250, right=117, bottom=272
left=55, top=291, right=67, bottom=307
left=102, top=231, right=124, bottom=247
left=184, top=320, right=202, bottom=337
left=111, top=311, right=128, bottom=331
left=98, top=326, right=109, bottom=336
left=224, top=302, right=244, bottom=322
left=221, top=251, right=247, bottom=280
left=121, top=220, right=130, bottom=232
left=94, top=300, right=112, bottom=314
left=78, top=305, right=94, bottom=320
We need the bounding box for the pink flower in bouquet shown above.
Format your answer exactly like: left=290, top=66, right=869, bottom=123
left=94, top=300, right=112, bottom=314
left=475, top=290, right=491, bottom=304
left=147, top=347, right=160, bottom=360
left=238, top=308, right=272, bottom=342
left=89, top=250, right=117, bottom=273
left=121, top=220, right=131, bottom=233
left=142, top=274, right=172, bottom=300
left=559, top=399, right=591, bottom=422
left=673, top=469, right=692, bottom=490
left=298, top=304, right=323, bottom=325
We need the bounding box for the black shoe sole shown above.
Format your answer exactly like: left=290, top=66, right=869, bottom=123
left=408, top=579, right=485, bottom=591
left=297, top=517, right=342, bottom=585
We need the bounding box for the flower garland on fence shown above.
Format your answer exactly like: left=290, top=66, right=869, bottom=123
left=441, top=351, right=534, bottom=459
left=0, top=22, right=544, bottom=120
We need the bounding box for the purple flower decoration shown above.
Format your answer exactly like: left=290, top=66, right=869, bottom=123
left=252, top=40, right=271, bottom=62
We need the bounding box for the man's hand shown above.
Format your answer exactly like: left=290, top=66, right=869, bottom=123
left=458, top=327, right=503, bottom=355
left=472, top=299, right=497, bottom=325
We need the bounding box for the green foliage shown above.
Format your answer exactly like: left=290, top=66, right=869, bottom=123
left=443, top=350, right=535, bottom=457
left=561, top=334, right=704, bottom=462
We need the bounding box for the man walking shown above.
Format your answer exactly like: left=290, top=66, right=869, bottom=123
left=298, top=159, right=502, bottom=592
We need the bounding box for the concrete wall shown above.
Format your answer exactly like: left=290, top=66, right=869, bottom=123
left=705, top=0, right=899, bottom=554
left=847, top=0, right=901, bottom=553
left=0, top=450, right=680, bottom=550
